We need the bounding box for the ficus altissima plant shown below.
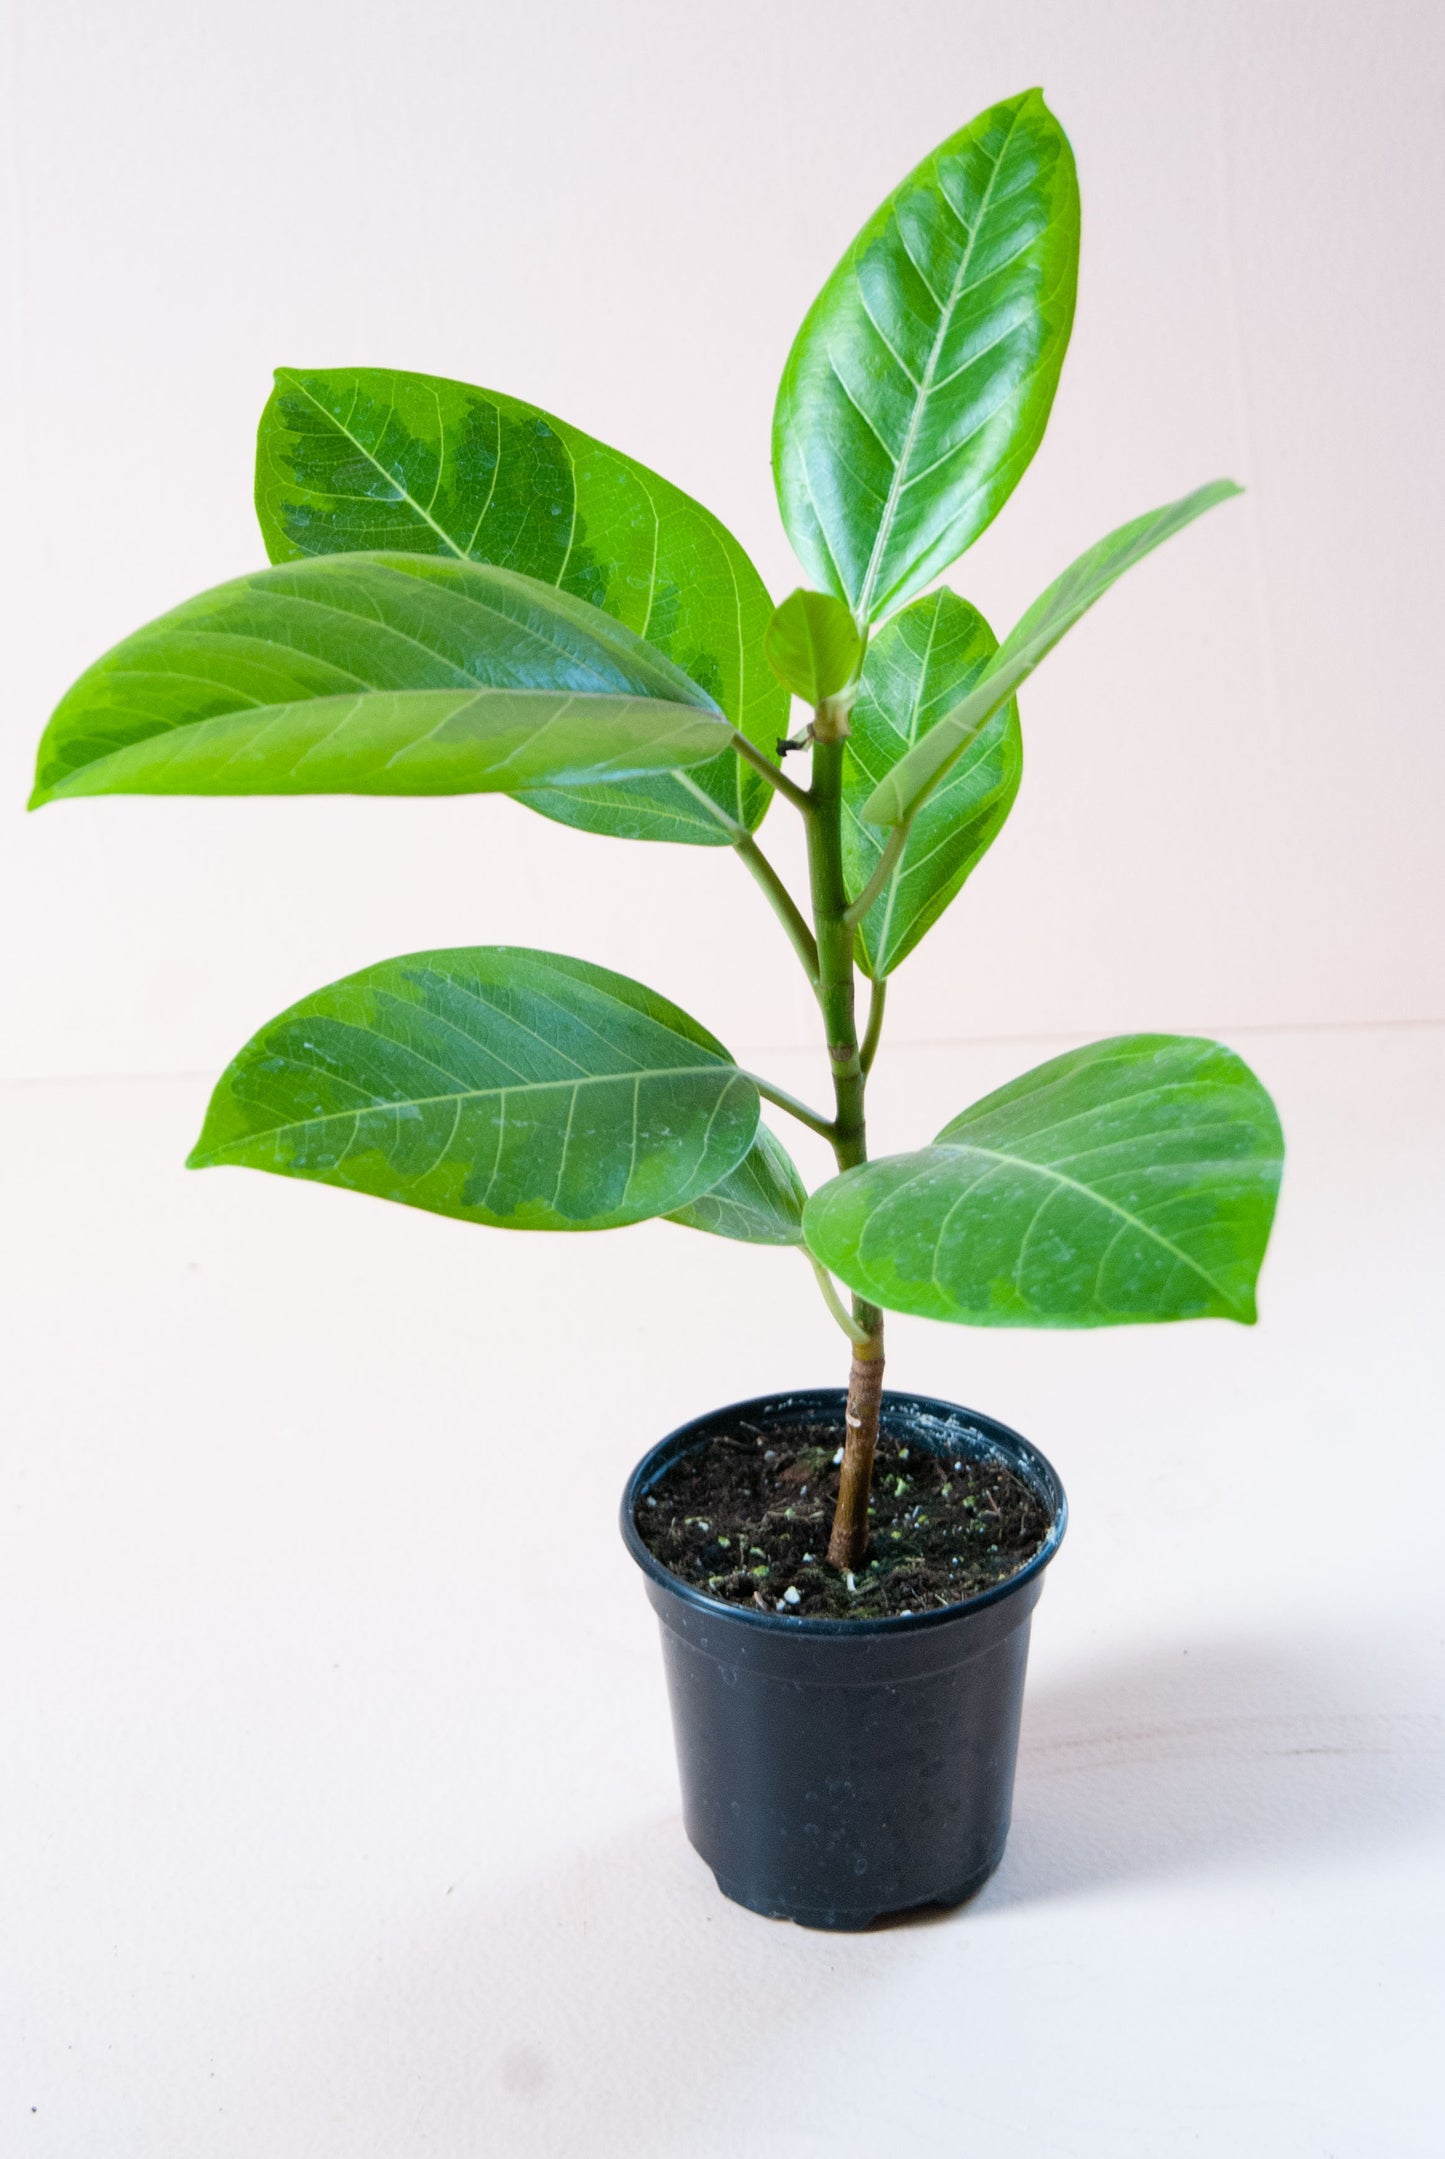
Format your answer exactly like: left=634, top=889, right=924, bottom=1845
left=31, top=90, right=1282, bottom=1573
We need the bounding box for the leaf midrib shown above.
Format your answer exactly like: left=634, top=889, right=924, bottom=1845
left=855, top=101, right=1028, bottom=620
left=281, top=371, right=469, bottom=560
left=49, top=690, right=725, bottom=796
left=199, top=1061, right=746, bottom=1161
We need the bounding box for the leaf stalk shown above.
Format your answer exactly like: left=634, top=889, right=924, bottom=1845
left=675, top=774, right=819, bottom=988
left=745, top=1073, right=837, bottom=1144
left=732, top=831, right=820, bottom=987
left=842, top=819, right=911, bottom=929
left=860, top=976, right=887, bottom=1076
left=730, top=729, right=813, bottom=813
left=806, top=1251, right=871, bottom=1346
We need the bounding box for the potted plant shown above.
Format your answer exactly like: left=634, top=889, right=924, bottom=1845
left=30, top=88, right=1282, bottom=1929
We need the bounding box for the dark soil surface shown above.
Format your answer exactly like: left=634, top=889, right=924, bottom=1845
left=634, top=1414, right=1052, bottom=1620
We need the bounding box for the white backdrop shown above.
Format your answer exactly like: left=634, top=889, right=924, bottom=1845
left=3, top=0, right=1443, bottom=1085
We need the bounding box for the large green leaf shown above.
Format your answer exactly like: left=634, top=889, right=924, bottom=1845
left=803, top=1036, right=1282, bottom=1326
left=667, top=1123, right=807, bottom=1246
left=32, top=689, right=734, bottom=803
left=256, top=365, right=788, bottom=842
left=30, top=554, right=727, bottom=806
left=189, top=948, right=759, bottom=1233
left=864, top=480, right=1241, bottom=828
left=773, top=89, right=1079, bottom=624
left=843, top=590, right=1020, bottom=977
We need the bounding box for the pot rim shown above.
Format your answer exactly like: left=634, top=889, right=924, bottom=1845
left=619, top=1386, right=1067, bottom=1638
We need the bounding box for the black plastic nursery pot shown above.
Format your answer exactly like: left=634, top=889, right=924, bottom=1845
left=621, top=1388, right=1067, bottom=1930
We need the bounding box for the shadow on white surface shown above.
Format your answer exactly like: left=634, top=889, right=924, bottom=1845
left=988, top=1633, right=1444, bottom=1909
left=318, top=1634, right=1444, bottom=2156
left=328, top=1817, right=902, bottom=2156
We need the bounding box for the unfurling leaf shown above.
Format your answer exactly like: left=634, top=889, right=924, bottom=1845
left=763, top=590, right=866, bottom=705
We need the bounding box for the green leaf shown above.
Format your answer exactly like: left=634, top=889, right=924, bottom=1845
left=803, top=1035, right=1282, bottom=1326
left=33, top=689, right=735, bottom=803
left=763, top=590, right=866, bottom=704
left=667, top=1123, right=807, bottom=1246
left=189, top=947, right=760, bottom=1233
left=773, top=89, right=1079, bottom=624
left=863, top=480, right=1242, bottom=828
left=843, top=590, right=1020, bottom=977
left=256, top=365, right=788, bottom=843
left=30, top=553, right=727, bottom=806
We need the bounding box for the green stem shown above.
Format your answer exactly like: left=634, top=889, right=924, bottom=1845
left=675, top=774, right=819, bottom=987
left=733, top=831, right=819, bottom=987
left=745, top=1073, right=837, bottom=1143
left=860, top=974, right=887, bottom=1076
left=805, top=725, right=886, bottom=1574
left=806, top=1251, right=870, bottom=1346
left=806, top=737, right=868, bottom=1167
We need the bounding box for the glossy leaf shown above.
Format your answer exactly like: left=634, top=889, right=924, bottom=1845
left=33, top=690, right=735, bottom=803
left=803, top=1035, right=1282, bottom=1326
left=864, top=480, right=1241, bottom=828
left=667, top=1123, right=807, bottom=1246
left=764, top=590, right=866, bottom=705
left=843, top=590, right=1020, bottom=976
left=189, top=948, right=759, bottom=1233
left=256, top=365, right=788, bottom=842
left=30, top=554, right=725, bottom=806
left=774, top=89, right=1079, bottom=623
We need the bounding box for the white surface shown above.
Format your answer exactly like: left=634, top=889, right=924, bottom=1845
left=3, top=1024, right=1443, bottom=2155
left=2, top=0, right=1444, bottom=1082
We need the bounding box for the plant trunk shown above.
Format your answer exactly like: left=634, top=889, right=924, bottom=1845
left=806, top=722, right=886, bottom=1574
left=828, top=1323, right=885, bottom=1570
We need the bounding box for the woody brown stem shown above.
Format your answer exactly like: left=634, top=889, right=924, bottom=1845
left=828, top=1331, right=885, bottom=1570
